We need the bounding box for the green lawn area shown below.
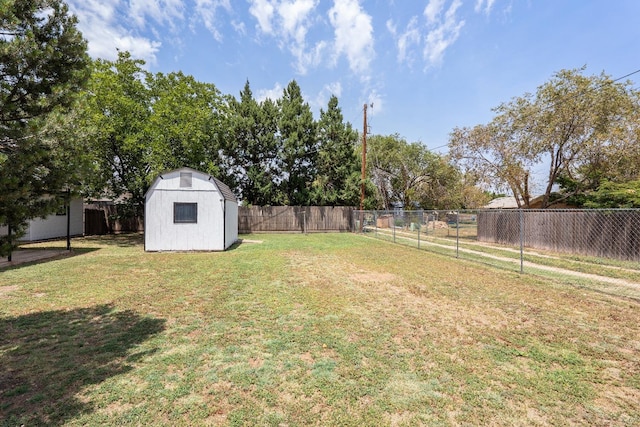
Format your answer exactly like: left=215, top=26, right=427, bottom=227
left=1, top=233, right=639, bottom=426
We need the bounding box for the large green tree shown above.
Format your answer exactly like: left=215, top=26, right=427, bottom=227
left=449, top=121, right=533, bottom=208
left=0, top=0, right=89, bottom=256
left=368, top=134, right=465, bottom=210
left=312, top=95, right=360, bottom=206
left=580, top=179, right=640, bottom=208
left=450, top=67, right=640, bottom=208
left=225, top=81, right=280, bottom=205
left=82, top=52, right=151, bottom=214
left=147, top=71, right=226, bottom=178
left=277, top=80, right=317, bottom=205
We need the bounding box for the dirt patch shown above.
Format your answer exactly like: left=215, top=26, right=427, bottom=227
left=299, top=352, right=315, bottom=365
left=350, top=272, right=397, bottom=283
left=0, top=285, right=19, bottom=297
left=428, top=220, right=450, bottom=229
left=248, top=357, right=264, bottom=368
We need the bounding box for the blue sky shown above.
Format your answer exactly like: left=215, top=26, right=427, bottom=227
left=66, top=0, right=640, bottom=155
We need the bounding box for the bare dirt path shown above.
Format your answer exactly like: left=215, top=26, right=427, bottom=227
left=364, top=228, right=640, bottom=291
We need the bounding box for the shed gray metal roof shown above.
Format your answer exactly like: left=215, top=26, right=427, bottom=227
left=145, top=167, right=237, bottom=202
left=211, top=176, right=237, bottom=202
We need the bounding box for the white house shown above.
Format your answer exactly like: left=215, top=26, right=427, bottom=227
left=0, top=198, right=83, bottom=241
left=144, top=167, right=238, bottom=251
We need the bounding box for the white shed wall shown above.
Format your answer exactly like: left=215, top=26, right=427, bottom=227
left=224, top=200, right=238, bottom=249
left=145, top=170, right=229, bottom=251
left=0, top=198, right=83, bottom=241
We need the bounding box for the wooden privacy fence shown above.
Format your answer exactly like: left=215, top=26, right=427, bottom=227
left=238, top=206, right=354, bottom=233
left=84, top=202, right=143, bottom=235
left=477, top=209, right=640, bottom=261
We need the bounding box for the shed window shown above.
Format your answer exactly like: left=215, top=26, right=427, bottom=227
left=180, top=172, right=192, bottom=188
left=174, top=202, right=197, bottom=223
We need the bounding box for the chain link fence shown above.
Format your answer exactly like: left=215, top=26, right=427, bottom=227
left=353, top=209, right=640, bottom=298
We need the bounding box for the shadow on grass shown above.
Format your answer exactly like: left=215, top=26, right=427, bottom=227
left=0, top=304, right=165, bottom=426
left=1, top=247, right=101, bottom=272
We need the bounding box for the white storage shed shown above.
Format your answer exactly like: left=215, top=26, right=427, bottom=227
left=0, top=198, right=83, bottom=241
left=144, top=168, right=238, bottom=251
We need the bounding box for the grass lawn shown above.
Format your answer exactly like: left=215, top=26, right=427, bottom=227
left=1, top=233, right=639, bottom=426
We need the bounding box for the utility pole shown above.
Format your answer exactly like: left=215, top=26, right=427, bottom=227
left=360, top=103, right=367, bottom=211
left=359, top=103, right=368, bottom=232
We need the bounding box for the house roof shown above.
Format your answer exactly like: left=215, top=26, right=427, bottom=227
left=484, top=196, right=521, bottom=209
left=483, top=195, right=546, bottom=209
left=146, top=167, right=237, bottom=202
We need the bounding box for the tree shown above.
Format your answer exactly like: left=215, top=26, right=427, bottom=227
left=581, top=180, right=640, bottom=208
left=312, top=95, right=360, bottom=206
left=82, top=52, right=152, bottom=214
left=449, top=121, right=534, bottom=208
left=224, top=81, right=280, bottom=205
left=450, top=67, right=640, bottom=208
left=0, top=0, right=89, bottom=256
left=277, top=80, right=317, bottom=205
left=147, top=71, right=226, bottom=178
left=368, top=134, right=461, bottom=210
left=525, top=68, right=638, bottom=207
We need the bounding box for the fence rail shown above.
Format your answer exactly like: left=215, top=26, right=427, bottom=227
left=239, top=206, right=353, bottom=233
left=353, top=209, right=640, bottom=282
left=477, top=209, right=640, bottom=261
left=84, top=202, right=143, bottom=235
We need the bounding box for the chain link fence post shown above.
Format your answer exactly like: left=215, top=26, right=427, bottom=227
left=393, top=210, right=396, bottom=243
left=519, top=209, right=524, bottom=274
left=456, top=211, right=460, bottom=258
left=433, top=211, right=436, bottom=236
left=373, top=210, right=377, bottom=236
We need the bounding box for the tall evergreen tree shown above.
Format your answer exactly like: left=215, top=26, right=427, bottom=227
left=225, top=81, right=280, bottom=205
left=313, top=95, right=360, bottom=205
left=0, top=0, right=90, bottom=256
left=277, top=80, right=317, bottom=205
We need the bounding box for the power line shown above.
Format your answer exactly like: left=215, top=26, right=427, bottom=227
left=444, top=66, right=640, bottom=151
left=611, top=68, right=640, bottom=83
left=427, top=143, right=449, bottom=152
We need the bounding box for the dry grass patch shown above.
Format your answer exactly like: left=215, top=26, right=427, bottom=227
left=0, top=233, right=638, bottom=426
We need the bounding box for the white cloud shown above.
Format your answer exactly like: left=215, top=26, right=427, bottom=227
left=194, top=0, right=231, bottom=41
left=475, top=0, right=497, bottom=15
left=325, top=81, right=342, bottom=98
left=328, top=0, right=374, bottom=77
left=423, top=0, right=464, bottom=68
left=293, top=40, right=327, bottom=73
left=67, top=0, right=161, bottom=64
left=247, top=0, right=373, bottom=78
left=232, top=19, right=247, bottom=35
left=257, top=82, right=284, bottom=102
left=129, top=0, right=184, bottom=30
left=389, top=0, right=464, bottom=70
left=391, top=16, right=421, bottom=65
left=313, top=81, right=343, bottom=111
left=248, top=0, right=322, bottom=74
left=68, top=0, right=235, bottom=63
left=249, top=0, right=276, bottom=34
left=279, top=0, right=316, bottom=44
left=365, top=90, right=383, bottom=116
left=424, top=0, right=445, bottom=25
